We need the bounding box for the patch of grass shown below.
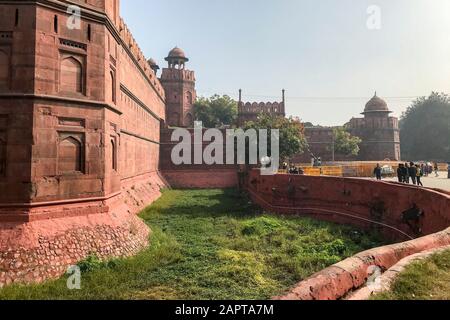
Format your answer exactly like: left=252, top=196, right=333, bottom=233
left=0, top=189, right=384, bottom=300
left=373, top=250, right=450, bottom=300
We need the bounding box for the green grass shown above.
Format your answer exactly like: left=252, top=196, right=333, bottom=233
left=0, top=189, right=384, bottom=300
left=374, top=249, right=450, bottom=300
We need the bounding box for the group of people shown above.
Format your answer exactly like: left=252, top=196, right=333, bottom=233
left=395, top=162, right=429, bottom=186
left=282, top=163, right=305, bottom=175
left=374, top=162, right=443, bottom=187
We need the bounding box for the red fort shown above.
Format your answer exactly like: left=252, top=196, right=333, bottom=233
left=0, top=0, right=445, bottom=291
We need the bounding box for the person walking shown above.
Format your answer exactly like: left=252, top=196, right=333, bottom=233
left=434, top=163, right=439, bottom=177
left=409, top=162, right=417, bottom=185
left=374, top=164, right=382, bottom=181
left=397, top=164, right=404, bottom=183
left=416, top=165, right=424, bottom=187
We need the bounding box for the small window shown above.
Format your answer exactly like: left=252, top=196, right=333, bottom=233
left=111, top=138, right=117, bottom=171
left=110, top=70, right=116, bottom=103
left=15, top=9, right=19, bottom=27
left=0, top=136, right=6, bottom=176
left=54, top=15, right=58, bottom=33
left=87, top=24, right=91, bottom=41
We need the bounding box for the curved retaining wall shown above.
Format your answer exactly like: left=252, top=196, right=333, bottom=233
left=246, top=170, right=450, bottom=300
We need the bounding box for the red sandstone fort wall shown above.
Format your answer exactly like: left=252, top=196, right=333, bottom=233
left=0, top=0, right=167, bottom=214
left=160, top=128, right=239, bottom=189
left=0, top=0, right=168, bottom=286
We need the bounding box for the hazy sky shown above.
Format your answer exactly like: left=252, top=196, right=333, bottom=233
left=121, top=0, right=450, bottom=126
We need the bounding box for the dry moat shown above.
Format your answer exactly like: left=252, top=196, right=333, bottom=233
left=0, top=189, right=384, bottom=300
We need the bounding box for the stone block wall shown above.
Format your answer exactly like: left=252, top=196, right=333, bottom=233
left=160, top=127, right=239, bottom=189
left=0, top=0, right=167, bottom=286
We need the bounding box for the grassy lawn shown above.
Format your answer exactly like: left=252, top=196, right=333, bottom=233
left=374, top=249, right=450, bottom=300
left=0, top=189, right=384, bottom=300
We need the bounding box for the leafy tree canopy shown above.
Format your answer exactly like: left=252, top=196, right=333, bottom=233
left=400, top=92, right=450, bottom=161
left=244, top=114, right=308, bottom=162
left=194, top=95, right=238, bottom=128
left=333, top=127, right=362, bottom=156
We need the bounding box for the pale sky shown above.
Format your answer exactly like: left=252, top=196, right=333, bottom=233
left=121, top=0, right=450, bottom=126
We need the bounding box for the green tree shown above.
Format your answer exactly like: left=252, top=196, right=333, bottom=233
left=400, top=92, right=450, bottom=161
left=332, top=127, right=362, bottom=156
left=194, top=95, right=238, bottom=128
left=244, top=114, right=308, bottom=162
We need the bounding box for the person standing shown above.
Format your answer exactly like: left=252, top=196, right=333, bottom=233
left=404, top=163, right=410, bottom=184
left=397, top=164, right=404, bottom=183
left=416, top=165, right=424, bottom=187
left=374, top=164, right=382, bottom=181
left=447, top=163, right=450, bottom=179
left=409, top=162, right=417, bottom=185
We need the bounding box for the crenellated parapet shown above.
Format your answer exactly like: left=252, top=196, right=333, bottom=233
left=237, top=89, right=286, bottom=126
left=116, top=17, right=165, bottom=99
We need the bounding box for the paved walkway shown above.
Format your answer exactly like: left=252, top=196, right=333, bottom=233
left=382, top=172, right=450, bottom=192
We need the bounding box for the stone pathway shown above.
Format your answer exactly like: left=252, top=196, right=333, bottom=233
left=380, top=172, right=450, bottom=192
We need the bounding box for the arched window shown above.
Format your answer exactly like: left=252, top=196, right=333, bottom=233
left=0, top=136, right=6, bottom=176
left=60, top=56, right=83, bottom=93
left=111, top=138, right=117, bottom=171
left=186, top=91, right=193, bottom=105
left=0, top=50, right=9, bottom=90
left=58, top=136, right=82, bottom=173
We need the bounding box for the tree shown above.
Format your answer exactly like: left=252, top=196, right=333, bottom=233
left=332, top=127, right=362, bottom=156
left=194, top=95, right=238, bottom=128
left=244, top=114, right=308, bottom=162
left=400, top=92, right=450, bottom=161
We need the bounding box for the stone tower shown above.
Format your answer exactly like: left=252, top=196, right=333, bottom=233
left=347, top=93, right=401, bottom=161
left=160, top=47, right=196, bottom=128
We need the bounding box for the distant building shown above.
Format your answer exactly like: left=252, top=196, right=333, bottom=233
left=237, top=89, right=286, bottom=127
left=236, top=90, right=400, bottom=162
left=346, top=93, right=401, bottom=161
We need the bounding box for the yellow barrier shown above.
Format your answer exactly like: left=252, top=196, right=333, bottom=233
left=304, top=168, right=322, bottom=176
left=286, top=166, right=344, bottom=177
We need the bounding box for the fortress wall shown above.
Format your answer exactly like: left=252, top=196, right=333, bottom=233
left=160, top=128, right=239, bottom=189
left=163, top=169, right=238, bottom=189
left=0, top=0, right=167, bottom=286
left=0, top=0, right=167, bottom=207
